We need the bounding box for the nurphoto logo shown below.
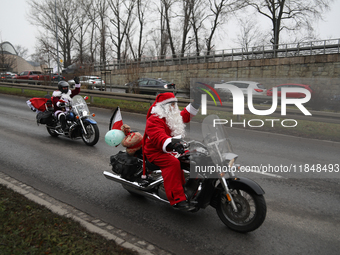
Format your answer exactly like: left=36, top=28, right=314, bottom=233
left=195, top=82, right=312, bottom=128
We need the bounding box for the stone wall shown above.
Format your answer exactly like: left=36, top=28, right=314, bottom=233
left=109, top=53, right=340, bottom=95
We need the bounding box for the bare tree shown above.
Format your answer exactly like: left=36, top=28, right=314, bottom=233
left=160, top=0, right=177, bottom=57
left=234, top=18, right=267, bottom=54
left=83, top=0, right=100, bottom=64
left=189, top=0, right=245, bottom=55
left=205, top=0, right=247, bottom=55
left=31, top=38, right=54, bottom=68
left=107, top=0, right=136, bottom=62
left=190, top=0, right=207, bottom=55
left=246, top=0, right=333, bottom=54
left=28, top=0, right=79, bottom=67
left=73, top=0, right=92, bottom=64
left=179, top=0, right=193, bottom=56
left=135, top=0, right=148, bottom=60
left=158, top=3, right=168, bottom=57
left=14, top=45, right=29, bottom=59
left=96, top=0, right=109, bottom=65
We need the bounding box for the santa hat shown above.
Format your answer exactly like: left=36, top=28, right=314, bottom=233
left=146, top=92, right=177, bottom=119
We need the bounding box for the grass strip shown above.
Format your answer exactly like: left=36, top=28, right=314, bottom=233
left=0, top=184, right=137, bottom=255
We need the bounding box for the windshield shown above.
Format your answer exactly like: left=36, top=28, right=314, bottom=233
left=201, top=115, right=237, bottom=165
left=71, top=95, right=90, bottom=117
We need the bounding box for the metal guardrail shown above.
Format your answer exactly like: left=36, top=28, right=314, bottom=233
left=0, top=81, right=189, bottom=104
left=1, top=78, right=188, bottom=95
left=3, top=78, right=107, bottom=91
left=1, top=81, right=339, bottom=124
left=94, top=38, right=340, bottom=70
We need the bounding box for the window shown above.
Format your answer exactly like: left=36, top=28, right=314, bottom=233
left=231, top=82, right=249, bottom=89
left=148, top=80, right=157, bottom=86
left=139, top=80, right=148, bottom=86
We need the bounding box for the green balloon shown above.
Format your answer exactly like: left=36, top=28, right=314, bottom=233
left=105, top=129, right=125, bottom=146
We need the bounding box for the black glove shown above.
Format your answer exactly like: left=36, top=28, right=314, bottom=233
left=192, top=88, right=202, bottom=109
left=166, top=141, right=185, bottom=154
left=74, top=76, right=80, bottom=85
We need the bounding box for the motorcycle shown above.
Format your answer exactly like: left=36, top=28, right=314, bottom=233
left=103, top=115, right=266, bottom=232
left=32, top=95, right=100, bottom=146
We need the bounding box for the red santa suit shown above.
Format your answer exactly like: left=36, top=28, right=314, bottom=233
left=52, top=84, right=80, bottom=117
left=143, top=92, right=199, bottom=206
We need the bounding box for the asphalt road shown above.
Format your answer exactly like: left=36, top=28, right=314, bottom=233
left=0, top=93, right=339, bottom=255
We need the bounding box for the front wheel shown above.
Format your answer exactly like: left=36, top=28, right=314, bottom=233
left=81, top=122, right=99, bottom=146
left=216, top=187, right=266, bottom=233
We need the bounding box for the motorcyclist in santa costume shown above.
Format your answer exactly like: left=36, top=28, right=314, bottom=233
left=143, top=92, right=201, bottom=210
left=52, top=77, right=81, bottom=133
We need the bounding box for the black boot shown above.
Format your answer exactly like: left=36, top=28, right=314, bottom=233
left=59, top=114, right=68, bottom=133
left=173, top=200, right=196, bottom=211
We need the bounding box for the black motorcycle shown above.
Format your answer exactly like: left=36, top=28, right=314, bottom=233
left=103, top=115, right=266, bottom=232
left=35, top=95, right=100, bottom=146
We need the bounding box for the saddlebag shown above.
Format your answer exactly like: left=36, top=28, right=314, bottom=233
left=36, top=111, right=54, bottom=125
left=110, top=151, right=142, bottom=181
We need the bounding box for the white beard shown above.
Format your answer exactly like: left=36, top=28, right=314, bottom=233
left=151, top=103, right=186, bottom=137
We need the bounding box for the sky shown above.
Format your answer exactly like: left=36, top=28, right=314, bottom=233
left=1, top=0, right=340, bottom=58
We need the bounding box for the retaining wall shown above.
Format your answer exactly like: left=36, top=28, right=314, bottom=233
left=109, top=53, right=340, bottom=95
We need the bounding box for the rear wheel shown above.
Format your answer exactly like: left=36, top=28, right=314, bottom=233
left=81, top=123, right=99, bottom=146
left=216, top=187, right=266, bottom=232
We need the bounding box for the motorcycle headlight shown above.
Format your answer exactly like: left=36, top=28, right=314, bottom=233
left=82, top=111, right=88, bottom=116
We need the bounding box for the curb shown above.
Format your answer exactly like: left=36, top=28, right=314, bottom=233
left=0, top=172, right=172, bottom=255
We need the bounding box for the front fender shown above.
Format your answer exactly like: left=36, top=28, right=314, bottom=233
left=83, top=117, right=97, bottom=125
left=226, top=177, right=265, bottom=195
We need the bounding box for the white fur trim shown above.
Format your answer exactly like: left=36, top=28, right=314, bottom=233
left=163, top=138, right=172, bottom=153
left=52, top=91, right=62, bottom=97
left=26, top=100, right=35, bottom=111
left=52, top=90, right=71, bottom=98
left=57, top=112, right=66, bottom=120
left=54, top=110, right=62, bottom=117
left=75, top=83, right=81, bottom=88
left=186, top=104, right=199, bottom=116
left=156, top=97, right=177, bottom=106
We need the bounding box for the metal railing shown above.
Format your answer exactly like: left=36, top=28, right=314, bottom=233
left=94, top=39, right=340, bottom=71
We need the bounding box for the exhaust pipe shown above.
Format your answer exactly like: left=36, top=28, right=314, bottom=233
left=103, top=171, right=163, bottom=191
left=103, top=171, right=169, bottom=204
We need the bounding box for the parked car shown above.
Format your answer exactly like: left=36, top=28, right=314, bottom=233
left=16, top=71, right=50, bottom=81
left=0, top=73, right=9, bottom=79
left=266, top=83, right=313, bottom=98
left=67, top=75, right=105, bottom=90
left=216, top=81, right=267, bottom=96
left=0, top=72, right=17, bottom=79
left=51, top=73, right=65, bottom=81
left=125, top=78, right=176, bottom=95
